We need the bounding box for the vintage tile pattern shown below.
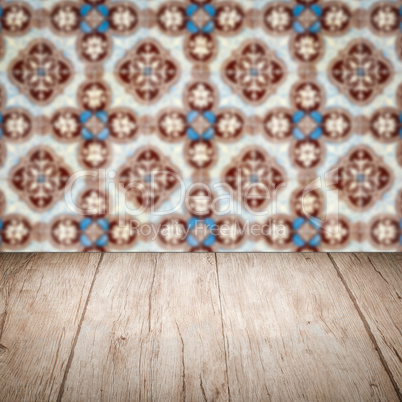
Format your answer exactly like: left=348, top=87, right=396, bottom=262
left=0, top=0, right=401, bottom=252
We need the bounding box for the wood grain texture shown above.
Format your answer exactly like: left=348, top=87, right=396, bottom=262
left=329, top=253, right=402, bottom=397
left=217, top=253, right=399, bottom=401
left=0, top=253, right=101, bottom=402
left=60, top=253, right=228, bottom=402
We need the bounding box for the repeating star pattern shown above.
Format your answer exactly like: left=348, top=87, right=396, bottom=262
left=0, top=0, right=401, bottom=251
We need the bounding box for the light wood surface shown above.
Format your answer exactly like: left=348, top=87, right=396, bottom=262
left=59, top=253, right=228, bottom=401
left=0, top=253, right=400, bottom=402
left=217, top=253, right=398, bottom=401
left=330, top=253, right=402, bottom=399
left=0, top=253, right=102, bottom=401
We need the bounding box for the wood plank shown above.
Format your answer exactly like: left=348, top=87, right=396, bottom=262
left=216, top=253, right=398, bottom=401
left=329, top=253, right=402, bottom=397
left=61, top=253, right=228, bottom=401
left=0, top=253, right=101, bottom=402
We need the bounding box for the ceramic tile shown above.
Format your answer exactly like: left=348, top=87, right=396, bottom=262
left=0, top=0, right=401, bottom=251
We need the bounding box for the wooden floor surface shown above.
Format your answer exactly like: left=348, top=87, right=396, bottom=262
left=0, top=253, right=401, bottom=402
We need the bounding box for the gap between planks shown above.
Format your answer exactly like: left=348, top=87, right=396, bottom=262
left=0, top=253, right=103, bottom=401
left=216, top=253, right=400, bottom=400
left=58, top=253, right=228, bottom=401
left=57, top=254, right=104, bottom=402
left=214, top=253, right=231, bottom=402
left=2, top=253, right=399, bottom=401
left=55, top=252, right=401, bottom=402
left=327, top=253, right=402, bottom=401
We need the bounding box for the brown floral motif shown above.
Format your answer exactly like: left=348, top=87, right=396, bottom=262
left=155, top=80, right=245, bottom=174
left=2, top=110, right=33, bottom=142
left=108, top=4, right=138, bottom=34
left=0, top=3, right=34, bottom=61
left=290, top=188, right=325, bottom=219
left=155, top=216, right=188, bottom=250
left=329, top=40, right=394, bottom=105
left=0, top=84, right=34, bottom=167
left=368, top=215, right=401, bottom=251
left=368, top=2, right=402, bottom=60
left=154, top=183, right=247, bottom=251
left=78, top=188, right=111, bottom=219
left=79, top=81, right=111, bottom=111
left=290, top=138, right=324, bottom=171
left=214, top=110, right=245, bottom=142
left=50, top=216, right=81, bottom=250
left=262, top=187, right=353, bottom=251
left=50, top=2, right=81, bottom=34
left=116, top=146, right=181, bottom=211
left=369, top=3, right=400, bottom=35
left=367, top=85, right=402, bottom=167
left=319, top=216, right=353, bottom=251
left=49, top=1, right=139, bottom=63
left=261, top=214, right=294, bottom=251
left=115, top=39, right=180, bottom=104
left=262, top=80, right=353, bottom=173
left=221, top=40, right=287, bottom=105
left=78, top=139, right=111, bottom=169
left=156, top=0, right=245, bottom=63
left=0, top=192, right=40, bottom=251
left=80, top=33, right=111, bottom=64
left=185, top=138, right=217, bottom=170
left=321, top=109, right=353, bottom=142
left=222, top=147, right=287, bottom=212
left=214, top=217, right=246, bottom=250
left=186, top=184, right=214, bottom=217
left=155, top=214, right=246, bottom=252
left=8, top=40, right=73, bottom=105
left=329, top=146, right=393, bottom=211
left=263, top=108, right=293, bottom=142
left=108, top=108, right=138, bottom=143
left=369, top=108, right=400, bottom=143
left=214, top=3, right=245, bottom=35
left=49, top=80, right=139, bottom=170
left=1, top=89, right=33, bottom=143
left=263, top=3, right=293, bottom=34
left=264, top=215, right=352, bottom=251
left=49, top=187, right=138, bottom=251
left=156, top=3, right=187, bottom=35
left=321, top=3, right=352, bottom=35
left=157, top=109, right=188, bottom=143
left=291, top=33, right=323, bottom=64
left=263, top=1, right=352, bottom=64
left=0, top=0, right=399, bottom=253
left=9, top=146, right=72, bottom=211
left=185, top=81, right=218, bottom=111
left=366, top=191, right=402, bottom=250
left=1, top=214, right=34, bottom=250
left=264, top=1, right=352, bottom=37
left=292, top=81, right=324, bottom=112
left=1, top=3, right=33, bottom=36
left=50, top=2, right=138, bottom=36
left=51, top=108, right=82, bottom=143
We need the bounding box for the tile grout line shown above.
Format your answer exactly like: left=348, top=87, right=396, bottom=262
left=56, top=253, right=105, bottom=402
left=327, top=253, right=402, bottom=401
left=214, top=253, right=231, bottom=402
